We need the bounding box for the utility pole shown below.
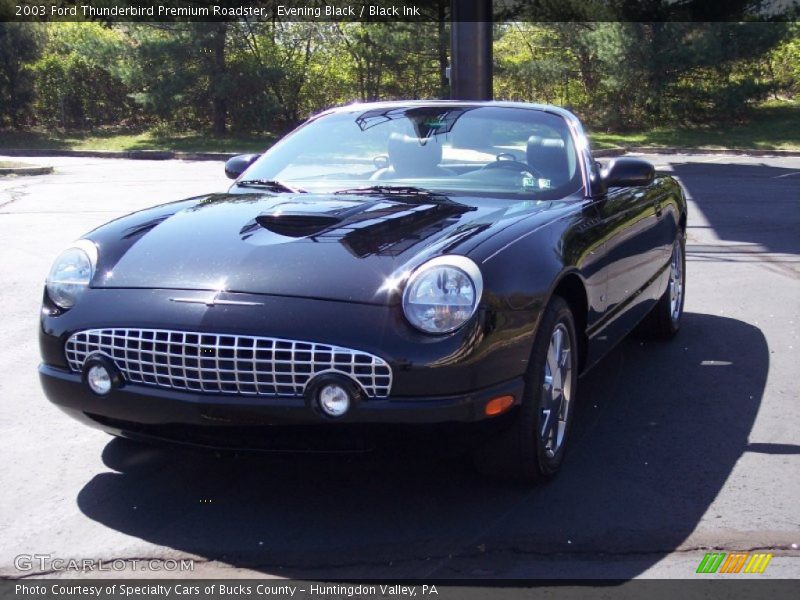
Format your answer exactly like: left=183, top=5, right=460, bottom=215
left=450, top=0, right=493, bottom=100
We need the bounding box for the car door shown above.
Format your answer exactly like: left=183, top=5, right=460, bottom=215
left=591, top=183, right=664, bottom=349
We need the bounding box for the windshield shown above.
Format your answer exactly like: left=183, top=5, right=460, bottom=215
left=240, top=105, right=584, bottom=198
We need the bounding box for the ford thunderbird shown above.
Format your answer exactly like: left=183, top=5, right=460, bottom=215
left=39, top=101, right=687, bottom=482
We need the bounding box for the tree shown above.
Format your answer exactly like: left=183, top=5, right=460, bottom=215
left=0, top=23, right=44, bottom=127
left=29, top=22, right=133, bottom=129
left=334, top=22, right=445, bottom=102
left=125, top=23, right=232, bottom=134
left=233, top=20, right=323, bottom=128
left=493, top=21, right=792, bottom=128
left=3, top=14, right=796, bottom=137
left=769, top=23, right=800, bottom=98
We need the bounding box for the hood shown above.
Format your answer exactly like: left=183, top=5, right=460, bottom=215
left=90, top=192, right=556, bottom=304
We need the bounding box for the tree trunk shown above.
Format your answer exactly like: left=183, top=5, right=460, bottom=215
left=8, top=68, right=19, bottom=128
left=211, top=23, right=227, bottom=136
left=437, top=1, right=449, bottom=97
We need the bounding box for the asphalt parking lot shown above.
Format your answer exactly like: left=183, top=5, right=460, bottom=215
left=0, top=153, right=798, bottom=579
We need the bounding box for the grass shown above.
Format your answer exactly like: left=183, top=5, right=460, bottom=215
left=0, top=160, right=34, bottom=168
left=588, top=101, right=800, bottom=151
left=1, top=102, right=798, bottom=154
left=0, top=129, right=273, bottom=154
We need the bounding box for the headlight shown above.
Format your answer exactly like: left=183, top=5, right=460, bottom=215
left=45, top=240, right=97, bottom=309
left=402, top=255, right=483, bottom=334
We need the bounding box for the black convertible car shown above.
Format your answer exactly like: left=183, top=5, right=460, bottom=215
left=39, top=101, right=686, bottom=482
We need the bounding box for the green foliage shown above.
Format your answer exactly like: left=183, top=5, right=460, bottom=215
left=590, top=102, right=800, bottom=151
left=0, top=19, right=797, bottom=138
left=494, top=22, right=792, bottom=129
left=334, top=22, right=446, bottom=102
left=0, top=22, right=45, bottom=127
left=30, top=23, right=134, bottom=128
left=770, top=24, right=800, bottom=98
left=117, top=19, right=448, bottom=135
left=123, top=23, right=228, bottom=132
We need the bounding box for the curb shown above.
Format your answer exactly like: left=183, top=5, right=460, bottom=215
left=0, top=165, right=54, bottom=176
left=2, top=146, right=799, bottom=161
left=593, top=145, right=800, bottom=158
left=0, top=148, right=237, bottom=161
left=593, top=148, right=627, bottom=158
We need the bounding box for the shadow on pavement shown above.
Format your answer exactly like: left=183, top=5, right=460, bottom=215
left=669, top=160, right=799, bottom=257
left=77, top=312, right=767, bottom=579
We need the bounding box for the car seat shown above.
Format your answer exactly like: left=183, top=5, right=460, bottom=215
left=527, top=135, right=571, bottom=187
left=371, top=133, right=455, bottom=180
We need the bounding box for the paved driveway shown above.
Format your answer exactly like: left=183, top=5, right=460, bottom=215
left=0, top=154, right=798, bottom=579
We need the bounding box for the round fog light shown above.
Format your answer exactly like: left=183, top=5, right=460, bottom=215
left=318, top=383, right=350, bottom=417
left=86, top=364, right=112, bottom=395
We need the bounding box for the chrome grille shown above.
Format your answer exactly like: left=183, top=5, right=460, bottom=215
left=65, top=328, right=392, bottom=398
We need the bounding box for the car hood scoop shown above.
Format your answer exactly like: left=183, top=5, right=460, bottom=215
left=255, top=212, right=342, bottom=237
left=90, top=192, right=548, bottom=304
left=252, top=201, right=371, bottom=237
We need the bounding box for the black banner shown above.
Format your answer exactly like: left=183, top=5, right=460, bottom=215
left=1, top=0, right=799, bottom=23
left=2, top=580, right=800, bottom=600
left=3, top=580, right=800, bottom=600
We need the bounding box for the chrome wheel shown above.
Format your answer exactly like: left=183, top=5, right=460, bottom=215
left=669, top=241, right=684, bottom=322
left=472, top=296, right=576, bottom=482
left=540, top=323, right=573, bottom=458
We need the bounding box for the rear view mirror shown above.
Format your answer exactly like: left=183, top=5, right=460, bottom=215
left=224, top=154, right=260, bottom=180
left=602, top=157, right=655, bottom=188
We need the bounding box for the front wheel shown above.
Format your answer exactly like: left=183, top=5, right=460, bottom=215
left=473, top=296, right=578, bottom=483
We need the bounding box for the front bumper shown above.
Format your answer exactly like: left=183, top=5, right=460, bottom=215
left=40, top=363, right=524, bottom=450
left=41, top=288, right=538, bottom=398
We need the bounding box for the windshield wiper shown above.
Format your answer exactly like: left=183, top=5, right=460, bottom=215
left=236, top=179, right=307, bottom=193
left=333, top=185, right=448, bottom=200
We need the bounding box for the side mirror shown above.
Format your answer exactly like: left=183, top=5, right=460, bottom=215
left=601, top=157, right=655, bottom=188
left=224, top=154, right=260, bottom=180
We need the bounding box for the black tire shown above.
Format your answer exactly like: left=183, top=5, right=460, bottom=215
left=473, top=295, right=579, bottom=484
left=638, top=233, right=686, bottom=340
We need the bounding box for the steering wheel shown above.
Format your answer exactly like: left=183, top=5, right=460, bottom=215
left=481, top=159, right=544, bottom=178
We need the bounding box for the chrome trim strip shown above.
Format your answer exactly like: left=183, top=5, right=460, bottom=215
left=169, top=297, right=265, bottom=306
left=65, top=328, right=392, bottom=399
